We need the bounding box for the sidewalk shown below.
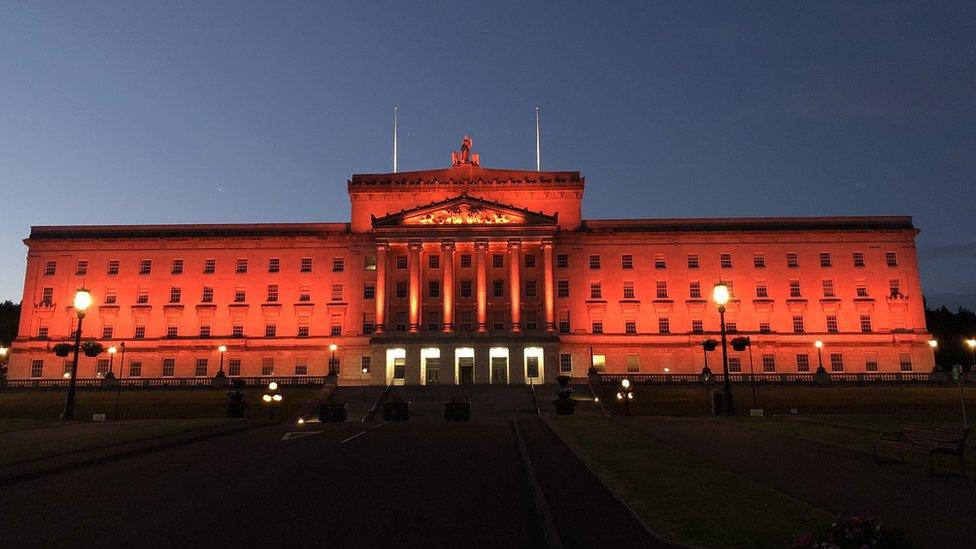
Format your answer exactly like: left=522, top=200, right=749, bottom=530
left=619, top=417, right=976, bottom=547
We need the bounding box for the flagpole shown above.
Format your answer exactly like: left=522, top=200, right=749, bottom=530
left=535, top=106, right=541, bottom=171
left=393, top=105, right=398, bottom=173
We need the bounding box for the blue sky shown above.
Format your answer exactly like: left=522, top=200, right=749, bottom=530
left=2, top=1, right=974, bottom=308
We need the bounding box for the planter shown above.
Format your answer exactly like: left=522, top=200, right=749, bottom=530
left=224, top=392, right=249, bottom=418
left=444, top=400, right=471, bottom=421
left=553, top=398, right=578, bottom=415
left=382, top=400, right=410, bottom=421
left=319, top=402, right=348, bottom=423
left=81, top=341, right=104, bottom=357
left=813, top=370, right=830, bottom=385
left=52, top=343, right=73, bottom=357
left=555, top=386, right=574, bottom=400
left=212, top=371, right=228, bottom=389
left=101, top=372, right=117, bottom=390
left=555, top=375, right=572, bottom=388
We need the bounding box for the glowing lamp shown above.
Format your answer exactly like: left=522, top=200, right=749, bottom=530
left=616, top=392, right=623, bottom=400
left=218, top=345, right=227, bottom=353
left=262, top=394, right=272, bottom=403
left=927, top=340, right=938, bottom=348
left=712, top=283, right=730, bottom=306
left=268, top=382, right=278, bottom=391
left=73, top=288, right=93, bottom=312
left=0, top=347, right=8, bottom=357
left=814, top=339, right=824, bottom=349
left=108, top=346, right=117, bottom=354
left=966, top=338, right=976, bottom=349
left=593, top=396, right=599, bottom=403
left=329, top=344, right=338, bottom=352
left=621, top=379, right=631, bottom=389
left=272, top=394, right=282, bottom=402
left=297, top=418, right=305, bottom=425
left=664, top=367, right=670, bottom=373
left=362, top=367, right=369, bottom=374
left=627, top=392, right=634, bottom=400
left=62, top=372, right=71, bottom=379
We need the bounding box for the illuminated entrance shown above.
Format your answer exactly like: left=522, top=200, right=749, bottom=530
left=421, top=348, right=440, bottom=385
left=455, top=348, right=475, bottom=385
left=386, top=348, right=406, bottom=386
left=490, top=347, right=509, bottom=384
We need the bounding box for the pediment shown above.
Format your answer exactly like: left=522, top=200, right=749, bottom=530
left=371, top=194, right=557, bottom=228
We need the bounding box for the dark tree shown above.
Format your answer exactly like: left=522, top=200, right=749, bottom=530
left=0, top=300, right=20, bottom=346
left=925, top=306, right=976, bottom=371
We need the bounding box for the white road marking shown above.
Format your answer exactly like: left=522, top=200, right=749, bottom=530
left=372, top=422, right=390, bottom=429
left=340, top=431, right=367, bottom=444
left=281, top=431, right=323, bottom=441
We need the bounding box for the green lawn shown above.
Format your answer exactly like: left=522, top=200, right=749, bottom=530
left=547, top=415, right=833, bottom=548
left=0, top=386, right=322, bottom=420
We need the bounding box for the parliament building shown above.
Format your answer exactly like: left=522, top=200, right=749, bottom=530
left=8, top=138, right=934, bottom=384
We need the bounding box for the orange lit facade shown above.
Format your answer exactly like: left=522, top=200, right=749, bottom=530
left=8, top=142, right=934, bottom=383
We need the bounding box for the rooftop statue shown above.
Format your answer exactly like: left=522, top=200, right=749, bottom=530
left=451, top=135, right=480, bottom=167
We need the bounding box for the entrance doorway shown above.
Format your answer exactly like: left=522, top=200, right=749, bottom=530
left=491, top=356, right=508, bottom=384
left=458, top=357, right=474, bottom=384
left=426, top=358, right=440, bottom=384
left=393, top=358, right=406, bottom=385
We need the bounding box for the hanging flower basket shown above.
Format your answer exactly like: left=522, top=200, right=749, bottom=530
left=702, top=339, right=718, bottom=352
left=52, top=343, right=73, bottom=357
left=81, top=341, right=105, bottom=357
left=730, top=336, right=751, bottom=352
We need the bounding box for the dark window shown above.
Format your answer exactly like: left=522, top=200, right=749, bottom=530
left=556, top=254, right=569, bottom=268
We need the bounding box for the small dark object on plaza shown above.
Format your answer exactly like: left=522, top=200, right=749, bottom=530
left=553, top=376, right=577, bottom=414
left=52, top=343, right=73, bottom=357
left=101, top=370, right=117, bottom=390
left=443, top=398, right=471, bottom=421
left=319, top=402, right=348, bottom=423
left=81, top=340, right=105, bottom=357
left=383, top=398, right=410, bottom=421
left=700, top=365, right=713, bottom=383
left=794, top=515, right=910, bottom=549
left=587, top=365, right=599, bottom=375
left=813, top=365, right=830, bottom=385
left=224, top=381, right=249, bottom=418
left=212, top=369, right=228, bottom=388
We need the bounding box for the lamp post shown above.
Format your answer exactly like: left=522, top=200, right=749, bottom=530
left=213, top=345, right=228, bottom=388
left=114, top=341, right=126, bottom=420
left=966, top=338, right=976, bottom=373
left=712, top=282, right=734, bottom=416
left=107, top=346, right=117, bottom=375
left=0, top=346, right=8, bottom=380
left=329, top=343, right=338, bottom=376
left=62, top=288, right=93, bottom=421
left=262, top=381, right=283, bottom=420
left=616, top=378, right=634, bottom=416
left=815, top=339, right=825, bottom=371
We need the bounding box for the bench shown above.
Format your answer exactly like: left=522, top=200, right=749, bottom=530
left=873, top=422, right=969, bottom=475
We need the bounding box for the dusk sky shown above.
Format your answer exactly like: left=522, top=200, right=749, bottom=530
left=2, top=1, right=974, bottom=308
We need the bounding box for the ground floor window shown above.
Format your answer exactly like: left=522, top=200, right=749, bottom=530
left=559, top=353, right=572, bottom=373
left=626, top=354, right=640, bottom=373
left=194, top=358, right=208, bottom=377
left=228, top=358, right=241, bottom=376
left=129, top=361, right=142, bottom=377
left=295, top=358, right=308, bottom=376
left=262, top=357, right=275, bottom=376
left=796, top=354, right=809, bottom=372
left=729, top=357, right=741, bottom=373
left=96, top=359, right=110, bottom=376
left=591, top=354, right=605, bottom=372
left=829, top=353, right=844, bottom=372
left=162, top=358, right=175, bottom=377
left=526, top=356, right=540, bottom=379
left=899, top=353, right=913, bottom=372
left=762, top=354, right=775, bottom=372
left=30, top=359, right=43, bottom=378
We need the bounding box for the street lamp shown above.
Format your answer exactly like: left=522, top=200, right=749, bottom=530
left=262, top=381, right=283, bottom=420
left=213, top=345, right=228, bottom=388
left=62, top=288, right=92, bottom=421
left=966, top=339, right=976, bottom=372
left=0, top=346, right=9, bottom=379
left=712, top=282, right=734, bottom=416
left=616, top=378, right=634, bottom=416
left=329, top=343, right=339, bottom=376
left=814, top=339, right=825, bottom=371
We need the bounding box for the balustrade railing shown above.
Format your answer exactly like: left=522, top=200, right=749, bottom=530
left=596, top=372, right=976, bottom=385
left=0, top=376, right=329, bottom=391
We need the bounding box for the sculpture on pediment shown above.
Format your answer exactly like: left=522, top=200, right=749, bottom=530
left=451, top=135, right=480, bottom=167
left=415, top=203, right=512, bottom=225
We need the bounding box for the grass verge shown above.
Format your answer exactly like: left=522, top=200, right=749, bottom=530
left=548, top=415, right=832, bottom=548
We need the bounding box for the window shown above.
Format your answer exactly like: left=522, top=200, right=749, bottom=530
left=687, top=254, right=700, bottom=269
left=228, top=358, right=241, bottom=376
left=492, top=280, right=504, bottom=298
left=829, top=353, right=844, bottom=372
left=866, top=357, right=879, bottom=372
left=822, top=279, right=835, bottom=297
left=162, top=358, right=175, bottom=377
left=658, top=317, right=670, bottom=334
left=294, top=325, right=309, bottom=338
left=525, top=280, right=537, bottom=298
left=623, top=281, right=635, bottom=299
left=853, top=252, right=865, bottom=267
left=139, top=259, right=152, bottom=275
left=560, top=353, right=573, bottom=373
left=107, top=260, right=119, bottom=275
left=236, top=258, right=248, bottom=274
left=558, top=311, right=570, bottom=334
left=102, top=325, right=114, bottom=339
left=796, top=354, right=810, bottom=372
left=97, top=359, right=110, bottom=376
left=889, top=279, right=901, bottom=297
left=655, top=281, right=668, bottom=299
left=202, top=286, right=214, bottom=303
left=859, top=315, right=872, bottom=333
left=332, top=257, right=345, bottom=272
left=654, top=255, right=666, bottom=269
left=266, top=284, right=278, bottom=302
left=625, top=321, right=637, bottom=334
left=169, top=287, right=181, bottom=303
left=460, top=280, right=472, bottom=298
left=167, top=325, right=178, bottom=338
left=556, top=254, right=569, bottom=268
left=589, top=282, right=602, bottom=299
left=762, top=354, right=776, bottom=372
left=199, top=325, right=211, bottom=338
left=265, top=324, right=276, bottom=337
left=459, top=310, right=472, bottom=331
left=525, top=309, right=538, bottom=331
left=826, top=315, right=839, bottom=333
left=301, top=257, right=313, bottom=272
left=621, top=255, right=633, bottom=269
left=460, top=254, right=472, bottom=268
left=195, top=359, right=208, bottom=377
left=204, top=259, right=215, bottom=274
left=261, top=357, right=275, bottom=376
left=557, top=280, right=569, bottom=298
left=759, top=322, right=771, bottom=334
left=689, top=281, right=702, bottom=299
left=525, top=254, right=536, bottom=268
left=493, top=311, right=506, bottom=331
left=30, top=360, right=43, bottom=378
left=44, top=260, right=57, bottom=275
left=364, top=255, right=376, bottom=271
left=170, top=259, right=183, bottom=275
left=299, top=285, right=311, bottom=302
left=295, top=358, right=308, bottom=376
left=362, top=312, right=375, bottom=333
left=232, top=325, right=244, bottom=338
left=136, top=288, right=149, bottom=304
left=589, top=255, right=601, bottom=269
left=885, top=251, right=898, bottom=267
left=361, top=356, right=372, bottom=374
left=856, top=281, right=869, bottom=297
left=692, top=319, right=704, bottom=334
left=756, top=281, right=768, bottom=298
left=591, top=321, right=603, bottom=334
left=331, top=283, right=343, bottom=301
left=76, top=260, right=88, bottom=275
left=363, top=282, right=375, bottom=300
left=396, top=281, right=407, bottom=299
left=729, top=357, right=741, bottom=373
left=40, top=287, right=53, bottom=306
left=234, top=289, right=246, bottom=303
left=819, top=252, right=832, bottom=267
left=753, top=254, right=765, bottom=268
left=428, top=255, right=440, bottom=269
left=330, top=320, right=342, bottom=336
left=395, top=256, right=407, bottom=270
left=591, top=354, right=605, bottom=372
left=429, top=281, right=440, bottom=298
left=134, top=325, right=146, bottom=339
left=626, top=354, right=640, bottom=373
left=129, top=361, right=142, bottom=378
left=720, top=253, right=732, bottom=268
left=269, top=258, right=280, bottom=273
left=786, top=252, right=799, bottom=268
left=792, top=315, right=805, bottom=333
left=105, top=290, right=117, bottom=304
left=492, top=254, right=504, bottom=268
left=789, top=280, right=802, bottom=298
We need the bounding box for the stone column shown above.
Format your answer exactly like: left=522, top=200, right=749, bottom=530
left=408, top=241, right=422, bottom=334
left=441, top=241, right=455, bottom=333
left=508, top=240, right=522, bottom=333
left=475, top=240, right=488, bottom=333
left=475, top=345, right=491, bottom=384
left=375, top=242, right=388, bottom=333
left=543, top=240, right=555, bottom=333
